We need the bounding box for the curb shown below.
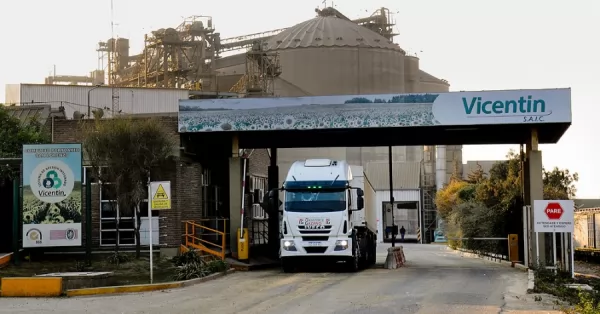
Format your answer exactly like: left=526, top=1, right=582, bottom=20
left=1, top=277, right=63, bottom=297
left=527, top=269, right=535, bottom=291
left=63, top=269, right=235, bottom=297
left=229, top=262, right=280, bottom=271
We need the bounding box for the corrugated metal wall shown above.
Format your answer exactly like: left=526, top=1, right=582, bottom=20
left=375, top=189, right=421, bottom=242
left=574, top=214, right=588, bottom=248
left=13, top=84, right=188, bottom=119
left=574, top=212, right=600, bottom=249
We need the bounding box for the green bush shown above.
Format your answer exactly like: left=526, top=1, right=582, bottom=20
left=205, top=260, right=228, bottom=273
left=173, top=257, right=229, bottom=281
left=563, top=290, right=600, bottom=314
left=107, top=252, right=132, bottom=265
left=532, top=264, right=600, bottom=313
left=174, top=262, right=210, bottom=281
left=171, top=250, right=203, bottom=266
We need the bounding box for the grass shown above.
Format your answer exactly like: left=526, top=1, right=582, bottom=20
left=532, top=264, right=600, bottom=313
left=0, top=252, right=180, bottom=289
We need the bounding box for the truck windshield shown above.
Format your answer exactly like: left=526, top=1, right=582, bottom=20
left=284, top=190, right=346, bottom=213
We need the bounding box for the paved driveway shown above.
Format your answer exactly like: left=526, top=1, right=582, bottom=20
left=0, top=244, right=563, bottom=314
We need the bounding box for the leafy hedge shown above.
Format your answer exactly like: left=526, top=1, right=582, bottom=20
left=172, top=250, right=228, bottom=281
left=437, top=150, right=578, bottom=256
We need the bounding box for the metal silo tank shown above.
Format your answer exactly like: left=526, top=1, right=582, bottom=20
left=404, top=55, right=419, bottom=93
left=275, top=46, right=407, bottom=96
left=265, top=16, right=406, bottom=96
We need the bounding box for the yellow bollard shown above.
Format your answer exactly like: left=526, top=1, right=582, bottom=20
left=508, top=234, right=519, bottom=263
left=237, top=228, right=249, bottom=262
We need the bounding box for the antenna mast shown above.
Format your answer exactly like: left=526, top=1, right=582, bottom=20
left=110, top=0, right=120, bottom=116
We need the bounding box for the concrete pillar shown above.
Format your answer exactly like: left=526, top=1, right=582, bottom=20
left=229, top=136, right=242, bottom=257
left=524, top=129, right=546, bottom=265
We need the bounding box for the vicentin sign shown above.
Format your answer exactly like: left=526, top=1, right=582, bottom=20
left=462, top=95, right=550, bottom=122
left=431, top=88, right=571, bottom=126
left=533, top=200, right=574, bottom=233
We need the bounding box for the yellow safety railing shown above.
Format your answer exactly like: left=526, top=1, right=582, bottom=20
left=183, top=219, right=227, bottom=260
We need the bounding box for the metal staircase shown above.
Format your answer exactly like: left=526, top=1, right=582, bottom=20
left=229, top=74, right=248, bottom=94
left=228, top=40, right=281, bottom=97
left=421, top=146, right=437, bottom=244
left=182, top=219, right=228, bottom=260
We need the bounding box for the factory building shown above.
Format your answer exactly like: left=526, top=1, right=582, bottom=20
left=5, top=6, right=464, bottom=247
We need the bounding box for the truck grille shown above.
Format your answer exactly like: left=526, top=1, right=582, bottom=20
left=301, top=236, right=329, bottom=241
left=304, top=247, right=327, bottom=254
left=298, top=225, right=332, bottom=234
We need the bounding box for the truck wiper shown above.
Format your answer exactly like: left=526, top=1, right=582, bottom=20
left=330, top=174, right=339, bottom=186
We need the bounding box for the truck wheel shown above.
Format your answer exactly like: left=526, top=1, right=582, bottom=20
left=359, top=249, right=368, bottom=269
left=368, top=240, right=377, bottom=266
left=347, top=244, right=360, bottom=272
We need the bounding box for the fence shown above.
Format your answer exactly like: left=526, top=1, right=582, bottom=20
left=447, top=237, right=510, bottom=262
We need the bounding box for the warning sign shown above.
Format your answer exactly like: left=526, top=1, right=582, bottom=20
left=533, top=200, right=574, bottom=233
left=150, top=181, right=171, bottom=210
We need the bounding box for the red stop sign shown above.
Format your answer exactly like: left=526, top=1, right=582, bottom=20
left=545, top=202, right=563, bottom=220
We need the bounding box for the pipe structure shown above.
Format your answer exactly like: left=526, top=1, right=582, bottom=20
left=388, top=145, right=395, bottom=247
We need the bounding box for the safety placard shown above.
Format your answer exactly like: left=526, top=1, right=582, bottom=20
left=533, top=200, right=574, bottom=233
left=150, top=181, right=171, bottom=210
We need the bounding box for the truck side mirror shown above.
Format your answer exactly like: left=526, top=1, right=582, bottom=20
left=357, top=196, right=364, bottom=210
left=356, top=188, right=364, bottom=197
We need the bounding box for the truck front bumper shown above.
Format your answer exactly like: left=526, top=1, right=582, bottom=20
left=280, top=237, right=353, bottom=258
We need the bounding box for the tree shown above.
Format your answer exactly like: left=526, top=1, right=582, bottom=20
left=0, top=105, right=49, bottom=179
left=83, top=116, right=174, bottom=258
left=543, top=167, right=578, bottom=200
left=436, top=149, right=578, bottom=252
left=435, top=179, right=469, bottom=220
left=465, top=162, right=485, bottom=183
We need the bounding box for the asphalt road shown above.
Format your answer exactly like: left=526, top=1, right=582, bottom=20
left=1, top=244, right=563, bottom=314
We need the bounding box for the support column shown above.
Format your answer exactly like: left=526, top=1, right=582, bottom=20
left=524, top=128, right=545, bottom=265
left=12, top=178, right=20, bottom=265
left=268, top=148, right=280, bottom=259
left=229, top=135, right=242, bottom=257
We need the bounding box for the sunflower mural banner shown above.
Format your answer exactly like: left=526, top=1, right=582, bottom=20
left=22, top=144, right=83, bottom=247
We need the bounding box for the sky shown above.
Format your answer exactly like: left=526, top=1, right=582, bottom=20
left=1, top=0, right=598, bottom=197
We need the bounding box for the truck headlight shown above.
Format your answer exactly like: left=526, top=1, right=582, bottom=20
left=334, top=240, right=349, bottom=251
left=282, top=240, right=297, bottom=251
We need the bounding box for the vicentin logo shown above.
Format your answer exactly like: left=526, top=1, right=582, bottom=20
left=462, top=95, right=552, bottom=122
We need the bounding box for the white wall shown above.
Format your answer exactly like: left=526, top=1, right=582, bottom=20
left=139, top=217, right=160, bottom=246
left=375, top=189, right=420, bottom=242
left=8, top=84, right=188, bottom=119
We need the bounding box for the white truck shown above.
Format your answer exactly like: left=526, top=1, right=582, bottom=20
left=265, top=159, right=377, bottom=272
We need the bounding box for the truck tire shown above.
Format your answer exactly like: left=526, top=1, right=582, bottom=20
left=347, top=242, right=360, bottom=272
left=368, top=239, right=377, bottom=266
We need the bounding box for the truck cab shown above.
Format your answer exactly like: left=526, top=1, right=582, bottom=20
left=265, top=159, right=376, bottom=272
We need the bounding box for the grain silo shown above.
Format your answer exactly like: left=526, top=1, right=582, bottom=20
left=263, top=8, right=456, bottom=189
left=265, top=8, right=406, bottom=96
